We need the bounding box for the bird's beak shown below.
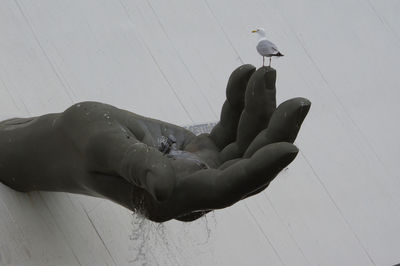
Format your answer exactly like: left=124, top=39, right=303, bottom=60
left=251, top=30, right=257, bottom=33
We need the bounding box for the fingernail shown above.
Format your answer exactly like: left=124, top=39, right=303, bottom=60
left=277, top=143, right=299, bottom=167
left=297, top=98, right=311, bottom=123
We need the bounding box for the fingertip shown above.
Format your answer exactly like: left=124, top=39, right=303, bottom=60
left=280, top=143, right=299, bottom=163
left=248, top=142, right=299, bottom=174
left=298, top=97, right=312, bottom=116
left=280, top=97, right=311, bottom=108
left=250, top=67, right=276, bottom=90
left=274, top=141, right=298, bottom=154
left=258, top=66, right=276, bottom=72
left=230, top=64, right=256, bottom=82
left=274, top=142, right=299, bottom=169
left=298, top=97, right=312, bottom=106
left=235, top=64, right=256, bottom=73
left=259, top=66, right=276, bottom=75
left=227, top=65, right=256, bottom=106
left=245, top=67, right=277, bottom=103
left=289, top=97, right=311, bottom=109
left=276, top=97, right=311, bottom=124
left=271, top=142, right=299, bottom=159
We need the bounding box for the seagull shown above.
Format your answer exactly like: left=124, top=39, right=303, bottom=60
left=252, top=28, right=283, bottom=67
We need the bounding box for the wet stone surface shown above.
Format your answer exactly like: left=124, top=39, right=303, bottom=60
left=157, top=135, right=209, bottom=170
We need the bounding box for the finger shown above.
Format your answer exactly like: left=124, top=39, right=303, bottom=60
left=210, top=64, right=256, bottom=149
left=244, top=97, right=311, bottom=158
left=220, top=67, right=277, bottom=162
left=86, top=127, right=175, bottom=202
left=213, top=142, right=297, bottom=208
left=154, top=142, right=298, bottom=220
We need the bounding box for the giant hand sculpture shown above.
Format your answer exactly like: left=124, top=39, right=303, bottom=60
left=0, top=65, right=310, bottom=222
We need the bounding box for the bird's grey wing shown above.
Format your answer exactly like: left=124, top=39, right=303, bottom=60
left=257, top=40, right=279, bottom=55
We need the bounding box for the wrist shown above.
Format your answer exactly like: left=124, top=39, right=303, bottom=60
left=0, top=113, right=79, bottom=192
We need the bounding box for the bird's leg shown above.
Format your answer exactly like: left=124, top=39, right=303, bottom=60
left=262, top=56, right=265, bottom=66
left=269, top=57, right=271, bottom=67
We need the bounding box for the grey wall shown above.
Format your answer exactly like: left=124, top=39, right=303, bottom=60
left=0, top=0, right=399, bottom=265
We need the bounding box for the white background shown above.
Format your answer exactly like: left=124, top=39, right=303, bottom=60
left=0, top=0, right=400, bottom=265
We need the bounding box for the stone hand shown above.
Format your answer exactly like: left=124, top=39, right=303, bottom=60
left=0, top=64, right=310, bottom=222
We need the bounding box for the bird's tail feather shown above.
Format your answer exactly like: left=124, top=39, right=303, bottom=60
left=275, top=52, right=284, bottom=57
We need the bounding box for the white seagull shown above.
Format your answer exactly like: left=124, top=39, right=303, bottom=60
left=252, top=28, right=283, bottom=67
